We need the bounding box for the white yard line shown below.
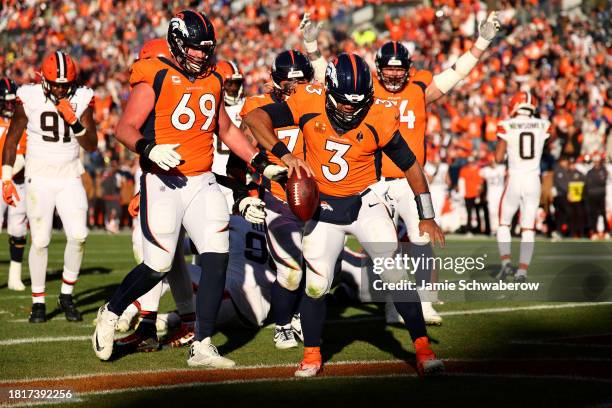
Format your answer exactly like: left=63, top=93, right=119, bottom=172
left=0, top=336, right=90, bottom=346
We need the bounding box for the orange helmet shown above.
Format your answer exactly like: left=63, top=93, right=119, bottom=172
left=138, top=38, right=171, bottom=60
left=216, top=60, right=244, bottom=105
left=510, top=91, right=536, bottom=116
left=41, top=51, right=78, bottom=103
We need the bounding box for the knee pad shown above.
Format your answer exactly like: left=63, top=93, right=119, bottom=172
left=497, top=225, right=511, bottom=242
left=31, top=235, right=51, bottom=250
left=521, top=229, right=535, bottom=243
left=305, top=264, right=332, bottom=299
left=67, top=236, right=87, bottom=247
left=276, top=265, right=302, bottom=291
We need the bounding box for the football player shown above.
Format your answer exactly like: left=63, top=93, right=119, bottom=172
left=239, top=50, right=316, bottom=349
left=92, top=10, right=286, bottom=367
left=0, top=78, right=28, bottom=291
left=245, top=53, right=445, bottom=377
left=2, top=52, right=98, bottom=323
left=372, top=12, right=501, bottom=324
left=495, top=92, right=550, bottom=282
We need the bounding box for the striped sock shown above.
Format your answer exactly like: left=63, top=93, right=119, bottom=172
left=32, top=291, right=46, bottom=304
left=60, top=269, right=79, bottom=295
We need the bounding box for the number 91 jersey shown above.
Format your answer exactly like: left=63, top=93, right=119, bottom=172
left=17, top=83, right=93, bottom=178
left=497, top=116, right=550, bottom=175
left=130, top=57, right=223, bottom=176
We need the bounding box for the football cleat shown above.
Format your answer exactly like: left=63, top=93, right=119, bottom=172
left=291, top=314, right=304, bottom=342
left=187, top=337, right=236, bottom=368
left=92, top=304, right=118, bottom=361
left=294, top=347, right=322, bottom=378
left=422, top=302, right=443, bottom=326
left=492, top=263, right=514, bottom=281
left=28, top=303, right=46, bottom=323
left=414, top=336, right=444, bottom=377
left=57, top=294, right=83, bottom=322
left=161, top=322, right=195, bottom=349
left=116, top=310, right=139, bottom=333
left=115, top=324, right=159, bottom=353
left=514, top=274, right=527, bottom=283
left=385, top=302, right=404, bottom=325
left=274, top=324, right=298, bottom=349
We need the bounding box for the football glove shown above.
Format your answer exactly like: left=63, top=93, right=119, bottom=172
left=299, top=13, right=323, bottom=53
left=2, top=180, right=19, bottom=206
left=55, top=98, right=78, bottom=125
left=238, top=197, right=266, bottom=224
left=250, top=151, right=288, bottom=182
left=137, top=140, right=182, bottom=171
left=476, top=11, right=501, bottom=49
left=128, top=193, right=140, bottom=217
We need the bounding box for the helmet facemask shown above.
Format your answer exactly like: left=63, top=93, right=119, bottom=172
left=378, top=67, right=409, bottom=92
left=42, top=78, right=76, bottom=104
left=223, top=79, right=244, bottom=106
left=325, top=92, right=373, bottom=131
left=171, top=37, right=216, bottom=78
left=0, top=99, right=15, bottom=118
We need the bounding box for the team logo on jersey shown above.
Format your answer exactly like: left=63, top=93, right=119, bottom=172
left=356, top=132, right=363, bottom=142
left=320, top=201, right=334, bottom=211
left=171, top=76, right=182, bottom=84
left=314, top=121, right=327, bottom=133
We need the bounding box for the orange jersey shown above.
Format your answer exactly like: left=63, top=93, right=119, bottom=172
left=285, top=84, right=399, bottom=197
left=240, top=93, right=303, bottom=200
left=129, top=57, right=223, bottom=176
left=0, top=117, right=27, bottom=177
left=374, top=70, right=432, bottom=177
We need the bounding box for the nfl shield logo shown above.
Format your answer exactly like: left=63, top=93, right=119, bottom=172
left=356, top=132, right=363, bottom=142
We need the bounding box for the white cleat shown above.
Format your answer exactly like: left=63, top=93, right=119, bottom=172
left=385, top=302, right=404, bottom=325
left=422, top=302, right=443, bottom=326
left=92, top=304, right=118, bottom=361
left=7, top=262, right=25, bottom=291
left=187, top=337, right=235, bottom=368
left=274, top=324, right=299, bottom=349
left=291, top=313, right=303, bottom=342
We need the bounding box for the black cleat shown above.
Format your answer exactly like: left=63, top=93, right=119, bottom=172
left=514, top=275, right=527, bottom=283
left=115, top=323, right=159, bottom=353
left=29, top=303, right=46, bottom=323
left=58, top=294, right=83, bottom=322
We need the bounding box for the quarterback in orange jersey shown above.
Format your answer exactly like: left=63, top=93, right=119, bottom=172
left=245, top=53, right=445, bottom=378
left=92, top=10, right=287, bottom=367
left=372, top=12, right=502, bottom=324
left=0, top=78, right=28, bottom=292
left=240, top=49, right=318, bottom=350
left=3, top=51, right=98, bottom=325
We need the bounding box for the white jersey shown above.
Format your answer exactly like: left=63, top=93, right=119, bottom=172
left=497, top=115, right=550, bottom=175
left=424, top=162, right=449, bottom=190
left=480, top=164, right=506, bottom=193
left=211, top=99, right=245, bottom=177
left=18, top=84, right=93, bottom=178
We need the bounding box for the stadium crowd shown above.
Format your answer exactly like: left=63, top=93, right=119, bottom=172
left=0, top=0, right=610, bottom=238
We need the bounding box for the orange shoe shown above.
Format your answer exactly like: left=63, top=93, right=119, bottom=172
left=294, top=347, right=322, bottom=378
left=414, top=336, right=444, bottom=377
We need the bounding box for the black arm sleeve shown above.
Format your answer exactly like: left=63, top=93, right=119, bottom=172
left=260, top=102, right=295, bottom=128
left=382, top=130, right=416, bottom=172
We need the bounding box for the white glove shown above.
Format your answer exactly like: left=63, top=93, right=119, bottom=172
left=299, top=12, right=322, bottom=53
left=263, top=164, right=288, bottom=182
left=475, top=11, right=501, bottom=50
left=238, top=197, right=266, bottom=224
left=147, top=143, right=182, bottom=171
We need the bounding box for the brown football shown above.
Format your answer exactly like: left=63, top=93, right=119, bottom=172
left=285, top=168, right=319, bottom=222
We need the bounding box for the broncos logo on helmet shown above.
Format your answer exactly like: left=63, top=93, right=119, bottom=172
left=167, top=10, right=217, bottom=78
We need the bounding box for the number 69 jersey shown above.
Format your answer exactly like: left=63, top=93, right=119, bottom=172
left=497, top=115, right=550, bottom=175
left=16, top=83, right=93, bottom=178
left=129, top=56, right=223, bottom=176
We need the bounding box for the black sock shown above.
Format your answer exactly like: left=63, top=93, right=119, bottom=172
left=108, top=263, right=164, bottom=315
left=195, top=252, right=229, bottom=341
left=394, top=301, right=427, bottom=342
left=300, top=295, right=326, bottom=347
left=271, top=281, right=299, bottom=326
left=9, top=236, right=26, bottom=263
left=411, top=243, right=434, bottom=287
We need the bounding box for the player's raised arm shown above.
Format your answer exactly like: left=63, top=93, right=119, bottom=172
left=426, top=11, right=501, bottom=104
left=243, top=103, right=313, bottom=178
left=299, top=13, right=326, bottom=83
left=1, top=103, right=27, bottom=206
left=382, top=130, right=445, bottom=247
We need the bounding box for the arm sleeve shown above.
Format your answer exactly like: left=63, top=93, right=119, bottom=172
left=260, top=101, right=297, bottom=128
left=382, top=130, right=417, bottom=172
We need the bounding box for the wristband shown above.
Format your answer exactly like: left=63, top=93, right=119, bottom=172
left=415, top=192, right=435, bottom=220
left=475, top=36, right=491, bottom=51
left=135, top=139, right=154, bottom=156
left=70, top=120, right=86, bottom=137
left=303, top=40, right=318, bottom=54
left=249, top=151, right=271, bottom=174
left=270, top=141, right=291, bottom=159
left=1, top=165, right=13, bottom=182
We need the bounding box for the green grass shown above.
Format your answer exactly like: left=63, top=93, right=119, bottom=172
left=0, top=232, right=611, bottom=406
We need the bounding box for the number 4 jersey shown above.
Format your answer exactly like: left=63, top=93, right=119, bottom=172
left=17, top=83, right=93, bottom=178
left=497, top=115, right=550, bottom=175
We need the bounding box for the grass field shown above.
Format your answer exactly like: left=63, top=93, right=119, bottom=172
left=0, top=232, right=611, bottom=407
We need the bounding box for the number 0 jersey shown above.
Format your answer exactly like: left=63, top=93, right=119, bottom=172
left=374, top=70, right=432, bottom=176
left=129, top=56, right=223, bottom=176
left=16, top=83, right=93, bottom=178
left=497, top=115, right=550, bottom=175
left=283, top=83, right=400, bottom=197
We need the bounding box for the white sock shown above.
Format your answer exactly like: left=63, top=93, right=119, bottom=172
left=29, top=245, right=48, bottom=303
left=137, top=280, right=163, bottom=312
left=122, top=303, right=139, bottom=319
left=60, top=269, right=79, bottom=295
left=63, top=239, right=84, bottom=292
left=496, top=225, right=512, bottom=262
left=519, top=230, right=535, bottom=276
left=8, top=261, right=23, bottom=282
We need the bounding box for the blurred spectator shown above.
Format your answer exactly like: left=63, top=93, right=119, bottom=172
left=479, top=159, right=506, bottom=234
left=585, top=154, right=608, bottom=238
left=458, top=155, right=483, bottom=234
left=566, top=159, right=587, bottom=237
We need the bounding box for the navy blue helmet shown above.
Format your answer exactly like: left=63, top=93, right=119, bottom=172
left=271, top=50, right=314, bottom=99
left=325, top=53, right=374, bottom=131
left=375, top=41, right=412, bottom=92
left=167, top=10, right=216, bottom=77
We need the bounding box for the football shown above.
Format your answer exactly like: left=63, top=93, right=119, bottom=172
left=285, top=167, right=319, bottom=222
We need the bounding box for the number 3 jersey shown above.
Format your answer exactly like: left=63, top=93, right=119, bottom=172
left=129, top=56, right=223, bottom=176
left=16, top=83, right=93, bottom=178
left=496, top=115, right=550, bottom=175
